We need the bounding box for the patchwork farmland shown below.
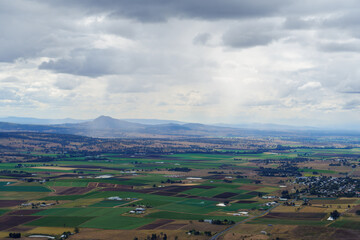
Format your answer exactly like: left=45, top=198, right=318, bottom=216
left=0, top=136, right=359, bottom=239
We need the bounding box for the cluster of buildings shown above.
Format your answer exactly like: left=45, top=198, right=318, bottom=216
left=296, top=176, right=360, bottom=197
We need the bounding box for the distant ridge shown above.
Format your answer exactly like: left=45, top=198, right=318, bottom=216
left=0, top=115, right=359, bottom=138
left=0, top=116, right=87, bottom=125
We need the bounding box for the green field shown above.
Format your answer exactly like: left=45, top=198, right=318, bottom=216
left=33, top=207, right=132, bottom=217
left=80, top=216, right=155, bottom=230
left=0, top=185, right=51, bottom=192
left=26, top=216, right=93, bottom=227
left=0, top=148, right=358, bottom=238
left=90, top=200, right=128, bottom=207
left=329, top=218, right=360, bottom=230
left=146, top=211, right=246, bottom=221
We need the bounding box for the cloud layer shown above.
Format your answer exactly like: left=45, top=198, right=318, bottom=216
left=1, top=0, right=360, bottom=127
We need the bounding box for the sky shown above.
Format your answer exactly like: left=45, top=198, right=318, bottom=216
left=1, top=0, right=360, bottom=128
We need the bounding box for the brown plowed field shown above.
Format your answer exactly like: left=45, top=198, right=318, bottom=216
left=213, top=192, right=238, bottom=199
left=137, top=219, right=174, bottom=230
left=56, top=187, right=94, bottom=195
left=8, top=210, right=43, bottom=215
left=0, top=215, right=41, bottom=231
left=264, top=212, right=326, bottom=220
left=152, top=191, right=177, bottom=196
left=236, top=200, right=257, bottom=203
left=0, top=200, right=26, bottom=207
left=247, top=191, right=266, bottom=196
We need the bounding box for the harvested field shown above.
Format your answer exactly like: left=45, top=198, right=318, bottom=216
left=56, top=187, right=94, bottom=195
left=8, top=209, right=44, bottom=215
left=310, top=199, right=356, bottom=204
left=348, top=205, right=360, bottom=214
left=0, top=200, right=26, bottom=207
left=87, top=182, right=98, bottom=188
left=213, top=192, right=238, bottom=199
left=0, top=215, right=41, bottom=230
left=32, top=166, right=75, bottom=170
left=137, top=219, right=174, bottom=230
left=98, top=183, right=117, bottom=188
left=237, top=185, right=261, bottom=191
left=160, top=223, right=187, bottom=230
left=264, top=212, right=326, bottom=220
left=331, top=228, right=360, bottom=240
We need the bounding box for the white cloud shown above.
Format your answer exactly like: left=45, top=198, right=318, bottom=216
left=1, top=1, right=360, bottom=127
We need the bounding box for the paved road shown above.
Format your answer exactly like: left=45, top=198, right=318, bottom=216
left=209, top=203, right=280, bottom=240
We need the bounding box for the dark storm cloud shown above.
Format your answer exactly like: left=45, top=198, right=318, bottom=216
left=47, top=0, right=289, bottom=22
left=39, top=49, right=124, bottom=77
left=222, top=20, right=283, bottom=48
left=39, top=48, right=186, bottom=77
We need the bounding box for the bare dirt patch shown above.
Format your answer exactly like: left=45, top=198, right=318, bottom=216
left=0, top=215, right=41, bottom=231
left=213, top=192, right=238, bottom=199
left=137, top=219, right=174, bottom=230
left=0, top=200, right=26, bottom=207
left=349, top=205, right=360, bottom=214
left=160, top=223, right=188, bottom=230
left=55, top=187, right=94, bottom=195
left=152, top=191, right=177, bottom=196
left=8, top=209, right=44, bottom=215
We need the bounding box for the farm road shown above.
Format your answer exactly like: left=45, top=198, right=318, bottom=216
left=209, top=203, right=280, bottom=240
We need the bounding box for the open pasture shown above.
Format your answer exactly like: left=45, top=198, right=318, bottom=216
left=146, top=211, right=247, bottom=222
left=80, top=215, right=155, bottom=230
left=26, top=216, right=93, bottom=227
left=329, top=217, right=360, bottom=230
left=32, top=207, right=132, bottom=217
left=0, top=185, right=51, bottom=192
left=90, top=200, right=128, bottom=207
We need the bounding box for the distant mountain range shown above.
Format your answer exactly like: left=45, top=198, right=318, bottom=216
left=0, top=116, right=88, bottom=125
left=0, top=116, right=359, bottom=138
